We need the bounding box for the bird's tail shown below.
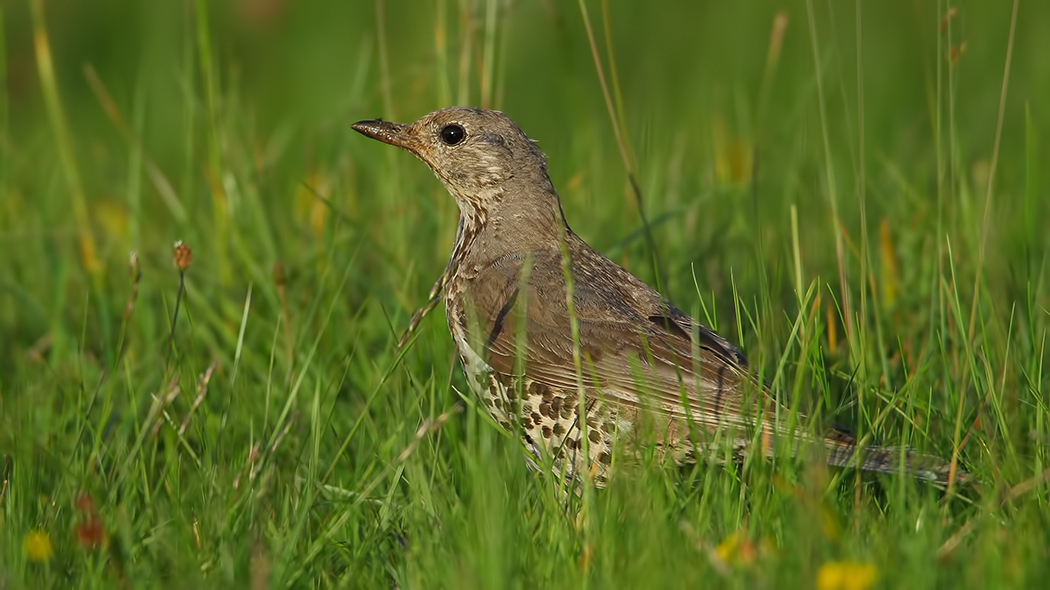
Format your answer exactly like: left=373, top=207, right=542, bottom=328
left=821, top=430, right=969, bottom=484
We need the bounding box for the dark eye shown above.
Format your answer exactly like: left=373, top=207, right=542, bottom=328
left=439, top=124, right=465, bottom=146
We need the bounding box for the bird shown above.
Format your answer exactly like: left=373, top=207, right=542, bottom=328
left=352, top=106, right=963, bottom=487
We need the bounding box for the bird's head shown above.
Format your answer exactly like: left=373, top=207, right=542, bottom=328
left=353, top=107, right=557, bottom=225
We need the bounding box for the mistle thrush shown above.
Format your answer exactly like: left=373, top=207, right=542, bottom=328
left=353, top=107, right=962, bottom=486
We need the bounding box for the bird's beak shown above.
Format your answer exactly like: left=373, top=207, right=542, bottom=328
left=352, top=119, right=420, bottom=153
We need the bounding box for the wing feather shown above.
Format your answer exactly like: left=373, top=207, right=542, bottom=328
left=469, top=242, right=762, bottom=436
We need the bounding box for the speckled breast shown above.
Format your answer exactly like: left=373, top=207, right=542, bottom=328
left=444, top=284, right=621, bottom=485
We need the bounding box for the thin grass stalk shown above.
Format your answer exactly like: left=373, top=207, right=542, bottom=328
left=194, top=0, right=230, bottom=282
left=578, top=0, right=663, bottom=293
left=29, top=0, right=99, bottom=283
left=804, top=0, right=855, bottom=365
left=966, top=0, right=1020, bottom=343
left=0, top=6, right=8, bottom=196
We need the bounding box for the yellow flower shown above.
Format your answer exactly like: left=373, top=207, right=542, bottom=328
left=714, top=531, right=757, bottom=566
left=714, top=531, right=740, bottom=563
left=816, top=561, right=877, bottom=590
left=712, top=116, right=754, bottom=187
left=23, top=530, right=54, bottom=562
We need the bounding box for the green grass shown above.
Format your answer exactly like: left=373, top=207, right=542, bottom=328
left=2, top=0, right=1049, bottom=587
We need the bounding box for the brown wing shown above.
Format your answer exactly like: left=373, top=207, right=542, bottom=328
left=465, top=239, right=763, bottom=435
left=460, top=238, right=963, bottom=483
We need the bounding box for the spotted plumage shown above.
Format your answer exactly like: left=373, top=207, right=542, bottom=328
left=352, top=107, right=964, bottom=486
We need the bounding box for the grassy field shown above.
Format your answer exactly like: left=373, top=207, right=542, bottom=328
left=2, top=0, right=1049, bottom=587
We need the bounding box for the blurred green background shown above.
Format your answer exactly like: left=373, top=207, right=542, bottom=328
left=3, top=0, right=1047, bottom=319
left=1, top=0, right=1048, bottom=587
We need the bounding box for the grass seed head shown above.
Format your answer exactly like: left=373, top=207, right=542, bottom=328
left=173, top=240, right=193, bottom=272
